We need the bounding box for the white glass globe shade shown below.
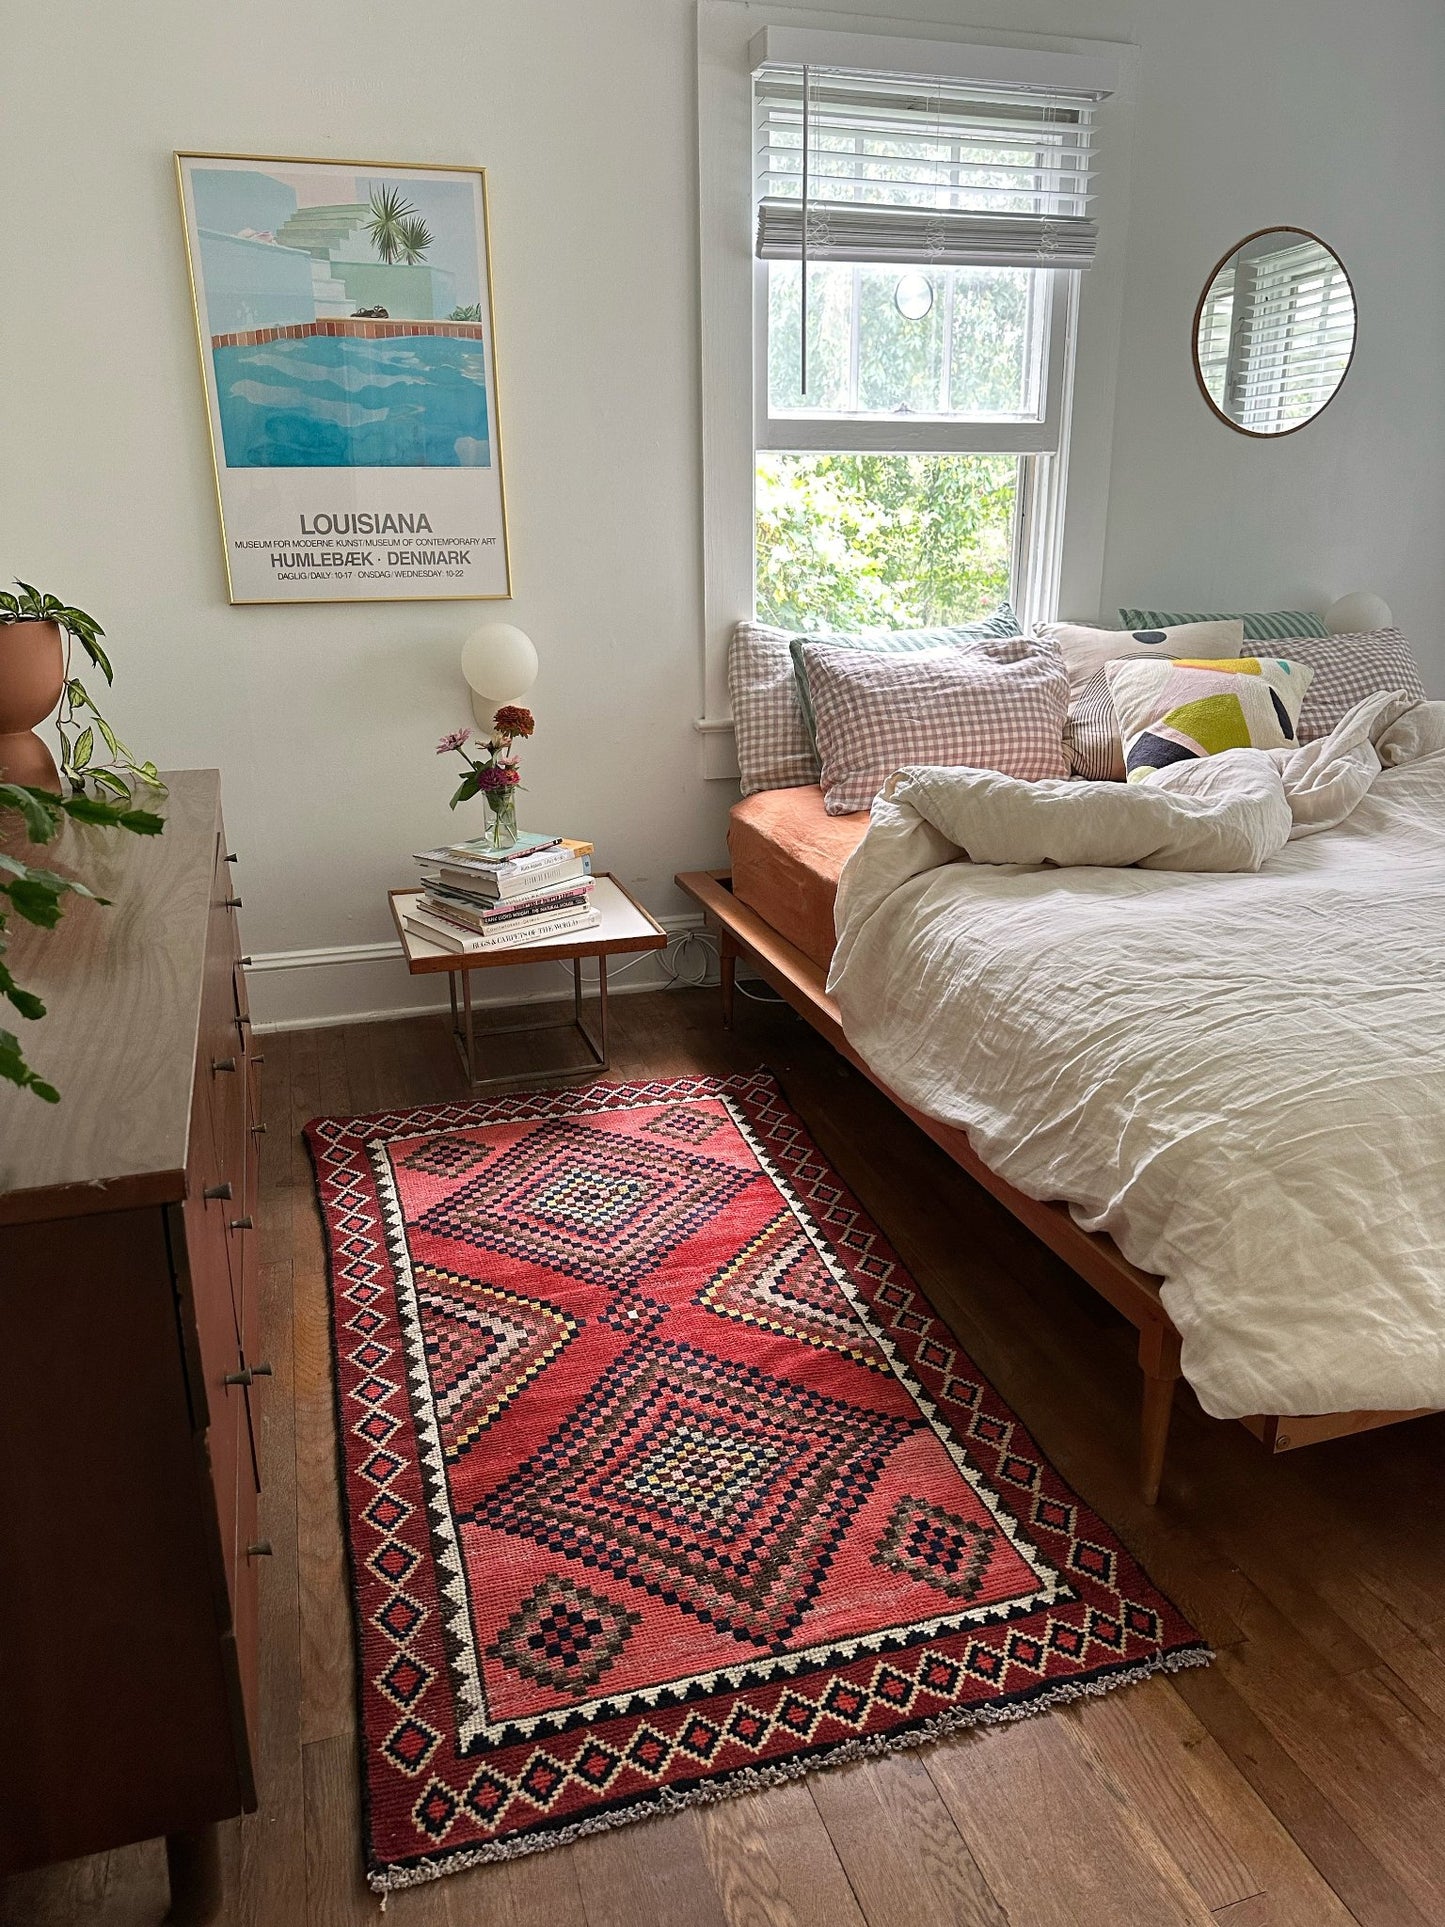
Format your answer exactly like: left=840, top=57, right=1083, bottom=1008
left=460, top=624, right=538, bottom=703
left=1324, top=593, right=1392, bottom=636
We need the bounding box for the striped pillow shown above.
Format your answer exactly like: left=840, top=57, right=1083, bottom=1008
left=728, top=621, right=820, bottom=796
left=1269, top=629, right=1426, bottom=741
left=1041, top=620, right=1246, bottom=781
left=788, top=604, right=1023, bottom=754
left=799, top=635, right=1069, bottom=815
left=1119, top=607, right=1324, bottom=643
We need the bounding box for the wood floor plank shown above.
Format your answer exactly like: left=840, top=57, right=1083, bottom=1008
left=806, top=1751, right=1007, bottom=1927
left=1171, top=1658, right=1435, bottom=1927
left=923, top=1715, right=1215, bottom=1927
left=499, top=1840, right=591, bottom=1927
left=1063, top=1675, right=1355, bottom=1926
left=300, top=1734, right=382, bottom=1925
left=697, top=1780, right=867, bottom=1927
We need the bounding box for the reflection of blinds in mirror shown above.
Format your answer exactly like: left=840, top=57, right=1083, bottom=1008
left=1230, top=242, right=1355, bottom=432
left=1196, top=268, right=1235, bottom=407
left=753, top=66, right=1103, bottom=268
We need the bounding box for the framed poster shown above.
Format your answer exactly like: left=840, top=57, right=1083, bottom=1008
left=175, top=152, right=511, bottom=604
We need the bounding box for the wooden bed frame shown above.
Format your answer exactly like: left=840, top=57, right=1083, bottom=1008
left=676, top=868, right=1432, bottom=1502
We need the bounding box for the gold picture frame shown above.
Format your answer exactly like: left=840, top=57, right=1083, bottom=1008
left=175, top=151, right=512, bottom=605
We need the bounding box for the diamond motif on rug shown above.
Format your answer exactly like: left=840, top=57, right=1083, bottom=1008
left=872, top=1495, right=1000, bottom=1603
left=399, top=1134, right=495, bottom=1177
left=475, top=1338, right=914, bottom=1647
left=698, top=1207, right=887, bottom=1371
left=411, top=1264, right=579, bottom=1462
left=413, top=1117, right=750, bottom=1287
left=491, top=1575, right=641, bottom=1696
left=305, top=1076, right=1208, bottom=1893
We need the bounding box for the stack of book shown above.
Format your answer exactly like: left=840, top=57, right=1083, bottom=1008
left=406, top=833, right=598, bottom=954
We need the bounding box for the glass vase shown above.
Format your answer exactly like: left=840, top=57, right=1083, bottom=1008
left=485, top=791, right=518, bottom=850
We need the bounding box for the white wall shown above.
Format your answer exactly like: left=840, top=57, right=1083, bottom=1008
left=5, top=0, right=1442, bottom=1026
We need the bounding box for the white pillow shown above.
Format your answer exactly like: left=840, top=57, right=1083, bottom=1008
left=1040, top=619, right=1246, bottom=781
left=1038, top=618, right=1246, bottom=696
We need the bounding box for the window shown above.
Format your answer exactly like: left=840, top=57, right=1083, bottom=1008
left=1224, top=239, right=1354, bottom=436
left=750, top=34, right=1108, bottom=631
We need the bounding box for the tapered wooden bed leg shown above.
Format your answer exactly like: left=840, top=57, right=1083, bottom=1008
left=719, top=936, right=737, bottom=1030
left=1137, top=1322, right=1182, bottom=1506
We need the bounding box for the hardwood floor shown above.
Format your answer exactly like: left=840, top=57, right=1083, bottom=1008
left=5, top=986, right=1445, bottom=1927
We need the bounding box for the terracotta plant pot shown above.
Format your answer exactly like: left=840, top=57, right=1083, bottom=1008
left=0, top=618, right=64, bottom=790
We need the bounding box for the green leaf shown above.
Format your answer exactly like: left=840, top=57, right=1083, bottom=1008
left=449, top=773, right=482, bottom=808
left=0, top=960, right=45, bottom=1022
left=59, top=792, right=129, bottom=826
left=2, top=876, right=67, bottom=928
left=0, top=592, right=18, bottom=618
left=0, top=1027, right=60, bottom=1101
left=78, top=633, right=114, bottom=683
left=92, top=769, right=131, bottom=798
left=95, top=714, right=120, bottom=758
left=72, top=727, right=93, bottom=770
left=0, top=782, right=62, bottom=842
left=117, top=808, right=165, bottom=836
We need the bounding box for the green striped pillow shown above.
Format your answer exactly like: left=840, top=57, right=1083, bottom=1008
left=1119, top=607, right=1324, bottom=643
left=789, top=604, right=1023, bottom=754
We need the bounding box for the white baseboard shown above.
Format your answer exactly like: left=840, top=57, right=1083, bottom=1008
left=247, top=913, right=717, bottom=1032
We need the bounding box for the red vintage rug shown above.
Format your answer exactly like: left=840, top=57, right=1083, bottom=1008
left=307, top=1072, right=1207, bottom=1892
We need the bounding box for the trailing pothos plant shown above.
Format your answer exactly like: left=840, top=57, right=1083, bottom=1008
left=0, top=582, right=164, bottom=796
left=1, top=782, right=164, bottom=1099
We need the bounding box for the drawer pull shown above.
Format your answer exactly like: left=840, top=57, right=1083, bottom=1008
left=224, top=1362, right=272, bottom=1387
left=246, top=1540, right=274, bottom=1560
left=226, top=852, right=240, bottom=864
left=239, top=955, right=253, bottom=968
left=224, top=896, right=243, bottom=910
left=212, top=1056, right=237, bottom=1074
left=202, top=1181, right=233, bottom=1202
left=236, top=1014, right=252, bottom=1030
left=251, top=1122, right=269, bottom=1137
left=229, top=1215, right=255, bottom=1232
left=251, top=1053, right=266, bottom=1067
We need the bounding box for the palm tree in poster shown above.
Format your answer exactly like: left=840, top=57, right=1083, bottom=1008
left=397, top=215, right=433, bottom=264
left=366, top=185, right=417, bottom=264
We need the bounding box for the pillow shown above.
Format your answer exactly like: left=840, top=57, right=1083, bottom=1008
left=1039, top=619, right=1246, bottom=782
left=1039, top=618, right=1246, bottom=696
left=788, top=604, right=1024, bottom=753
left=728, top=620, right=820, bottom=796
left=1119, top=607, right=1324, bottom=643
left=799, top=635, right=1069, bottom=815
left=1267, top=628, right=1426, bottom=741
left=1107, top=656, right=1314, bottom=783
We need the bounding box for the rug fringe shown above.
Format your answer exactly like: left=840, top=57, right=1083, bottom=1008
left=366, top=1641, right=1212, bottom=1892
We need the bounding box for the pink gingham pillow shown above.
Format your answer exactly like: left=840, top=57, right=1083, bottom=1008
left=798, top=636, right=1070, bottom=815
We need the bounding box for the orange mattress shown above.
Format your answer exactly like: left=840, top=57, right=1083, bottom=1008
left=728, top=786, right=868, bottom=970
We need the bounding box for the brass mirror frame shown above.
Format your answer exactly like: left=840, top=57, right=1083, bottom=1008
left=1191, top=225, right=1358, bottom=440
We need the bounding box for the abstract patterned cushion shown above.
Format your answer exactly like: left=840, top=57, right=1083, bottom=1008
left=799, top=634, right=1070, bottom=815
left=728, top=621, right=820, bottom=796
left=1119, top=607, right=1324, bottom=643
left=1107, top=656, right=1314, bottom=783
left=1267, top=629, right=1426, bottom=741
left=788, top=604, right=1024, bottom=754
left=1040, top=620, right=1246, bottom=781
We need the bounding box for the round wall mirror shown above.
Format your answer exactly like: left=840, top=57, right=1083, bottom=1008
left=1193, top=227, right=1356, bottom=437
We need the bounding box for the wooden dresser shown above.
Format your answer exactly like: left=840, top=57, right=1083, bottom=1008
left=0, top=770, right=264, bottom=1925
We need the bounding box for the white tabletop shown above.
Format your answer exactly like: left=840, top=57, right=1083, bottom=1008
left=391, top=874, right=666, bottom=973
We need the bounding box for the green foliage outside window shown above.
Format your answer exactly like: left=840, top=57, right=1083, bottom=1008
left=755, top=452, right=1018, bottom=633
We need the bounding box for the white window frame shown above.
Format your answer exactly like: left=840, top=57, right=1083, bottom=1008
left=695, top=2, right=1138, bottom=776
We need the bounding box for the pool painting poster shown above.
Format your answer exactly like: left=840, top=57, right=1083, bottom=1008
left=176, top=153, right=511, bottom=604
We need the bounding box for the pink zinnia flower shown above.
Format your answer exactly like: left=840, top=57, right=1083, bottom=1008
left=437, top=727, right=471, bottom=754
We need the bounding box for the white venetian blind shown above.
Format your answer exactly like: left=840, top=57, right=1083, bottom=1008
left=1231, top=240, right=1356, bottom=431
left=754, top=62, right=1105, bottom=270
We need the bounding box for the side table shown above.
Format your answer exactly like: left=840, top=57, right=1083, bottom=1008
left=388, top=873, right=666, bottom=1090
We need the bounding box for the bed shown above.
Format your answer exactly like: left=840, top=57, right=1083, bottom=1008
left=680, top=689, right=1445, bottom=1501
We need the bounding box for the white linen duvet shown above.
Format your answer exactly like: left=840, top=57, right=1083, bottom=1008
left=828, top=693, right=1445, bottom=1420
